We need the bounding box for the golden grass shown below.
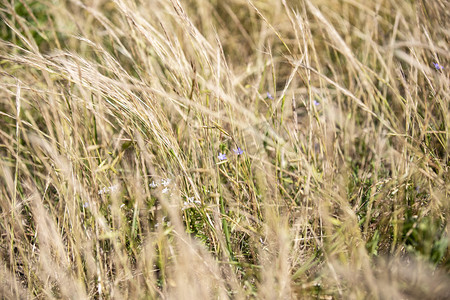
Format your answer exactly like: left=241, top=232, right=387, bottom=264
left=0, top=0, right=449, bottom=298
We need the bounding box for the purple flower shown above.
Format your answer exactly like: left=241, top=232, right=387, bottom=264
left=433, top=62, right=443, bottom=70
left=266, top=92, right=274, bottom=100
left=233, top=147, right=244, bottom=155
left=313, top=100, right=319, bottom=106
left=218, top=153, right=227, bottom=161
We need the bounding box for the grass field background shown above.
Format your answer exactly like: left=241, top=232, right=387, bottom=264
left=0, top=0, right=449, bottom=298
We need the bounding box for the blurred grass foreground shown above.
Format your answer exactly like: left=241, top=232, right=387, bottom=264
left=0, top=0, right=449, bottom=298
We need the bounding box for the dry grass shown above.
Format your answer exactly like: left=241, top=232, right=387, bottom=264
left=0, top=0, right=449, bottom=298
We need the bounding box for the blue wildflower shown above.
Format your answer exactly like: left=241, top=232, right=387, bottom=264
left=433, top=62, right=443, bottom=70
left=313, top=100, right=319, bottom=106
left=267, top=92, right=274, bottom=100
left=233, top=147, right=244, bottom=155
left=218, top=153, right=227, bottom=161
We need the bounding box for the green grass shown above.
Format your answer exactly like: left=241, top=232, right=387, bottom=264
left=0, top=0, right=449, bottom=298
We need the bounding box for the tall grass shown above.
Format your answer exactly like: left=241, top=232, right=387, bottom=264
left=0, top=0, right=449, bottom=298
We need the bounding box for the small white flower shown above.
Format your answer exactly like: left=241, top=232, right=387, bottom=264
left=182, top=196, right=201, bottom=210
left=98, top=184, right=119, bottom=195
left=161, top=178, right=172, bottom=187
left=149, top=181, right=158, bottom=188
left=162, top=187, right=169, bottom=194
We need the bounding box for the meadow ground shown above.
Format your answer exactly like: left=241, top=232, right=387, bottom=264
left=0, top=0, right=449, bottom=298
